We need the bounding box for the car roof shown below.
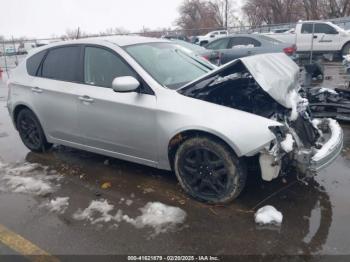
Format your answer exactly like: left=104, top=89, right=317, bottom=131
left=100, top=35, right=170, bottom=46
left=26, top=35, right=171, bottom=57
left=210, top=34, right=258, bottom=40
left=33, top=36, right=169, bottom=51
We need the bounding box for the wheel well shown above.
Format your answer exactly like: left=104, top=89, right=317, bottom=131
left=167, top=130, right=237, bottom=170
left=341, top=41, right=350, bottom=53
left=13, top=105, right=31, bottom=129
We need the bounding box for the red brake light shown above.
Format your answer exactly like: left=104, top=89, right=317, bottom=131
left=283, top=45, right=296, bottom=56
left=202, top=55, right=210, bottom=61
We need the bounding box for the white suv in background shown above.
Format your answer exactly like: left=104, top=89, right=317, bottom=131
left=195, top=30, right=228, bottom=46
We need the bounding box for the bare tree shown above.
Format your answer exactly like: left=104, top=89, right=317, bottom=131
left=61, top=28, right=87, bottom=40
left=176, top=0, right=235, bottom=35
left=243, top=0, right=304, bottom=25
left=318, top=0, right=350, bottom=18
left=99, top=27, right=130, bottom=36
left=210, top=0, right=238, bottom=28
left=243, top=0, right=350, bottom=26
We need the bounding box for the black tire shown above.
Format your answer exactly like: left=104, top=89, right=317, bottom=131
left=341, top=42, right=350, bottom=57
left=200, top=41, right=208, bottom=46
left=174, top=136, right=247, bottom=204
left=16, top=108, right=52, bottom=152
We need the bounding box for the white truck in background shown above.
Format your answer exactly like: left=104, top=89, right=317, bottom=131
left=264, top=21, right=350, bottom=57
left=195, top=30, right=228, bottom=46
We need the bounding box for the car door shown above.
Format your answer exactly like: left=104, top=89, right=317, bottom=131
left=30, top=45, right=82, bottom=143
left=297, top=23, right=314, bottom=52
left=221, top=37, right=261, bottom=64
left=204, top=38, right=231, bottom=65
left=77, top=46, right=157, bottom=164
left=313, top=23, right=340, bottom=51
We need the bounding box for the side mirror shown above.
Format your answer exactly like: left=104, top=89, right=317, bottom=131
left=112, top=76, right=140, bottom=92
left=210, top=34, right=215, bottom=38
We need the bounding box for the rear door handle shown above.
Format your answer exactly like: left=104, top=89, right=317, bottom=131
left=78, top=95, right=94, bottom=103
left=31, top=87, right=43, bottom=93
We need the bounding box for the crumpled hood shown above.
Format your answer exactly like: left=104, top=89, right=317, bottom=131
left=178, top=53, right=300, bottom=109
left=240, top=53, right=300, bottom=108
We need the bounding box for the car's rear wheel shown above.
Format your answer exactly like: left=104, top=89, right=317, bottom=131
left=174, top=136, right=247, bottom=204
left=16, top=109, right=52, bottom=152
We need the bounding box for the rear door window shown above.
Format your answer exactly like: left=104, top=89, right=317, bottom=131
left=41, top=46, right=81, bottom=82
left=206, top=38, right=230, bottom=50
left=315, top=23, right=338, bottom=34
left=26, top=50, right=46, bottom=76
left=84, top=46, right=136, bottom=88
left=228, top=37, right=261, bottom=48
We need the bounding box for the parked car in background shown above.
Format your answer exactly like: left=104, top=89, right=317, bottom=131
left=265, top=21, right=350, bottom=56
left=194, top=30, right=228, bottom=46
left=162, top=35, right=190, bottom=42
left=171, top=39, right=217, bottom=67
left=17, top=42, right=36, bottom=55
left=171, top=39, right=206, bottom=53
left=199, top=34, right=297, bottom=65
left=7, top=36, right=342, bottom=204
left=271, top=28, right=291, bottom=34
left=4, top=47, right=17, bottom=56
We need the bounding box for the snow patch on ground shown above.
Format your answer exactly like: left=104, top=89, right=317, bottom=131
left=73, top=200, right=186, bottom=235
left=44, top=197, right=69, bottom=214
left=343, top=54, right=350, bottom=63
left=0, top=161, right=61, bottom=196
left=125, top=199, right=133, bottom=206
left=255, top=205, right=283, bottom=225
left=73, top=199, right=122, bottom=224
left=281, top=134, right=294, bottom=153
left=122, top=202, right=187, bottom=235
left=318, top=87, right=338, bottom=95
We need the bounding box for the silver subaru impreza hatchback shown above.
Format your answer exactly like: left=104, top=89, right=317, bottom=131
left=7, top=36, right=343, bottom=203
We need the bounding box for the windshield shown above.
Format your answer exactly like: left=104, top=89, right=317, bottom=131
left=124, top=42, right=212, bottom=89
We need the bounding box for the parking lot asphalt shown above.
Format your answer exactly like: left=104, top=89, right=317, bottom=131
left=0, top=63, right=350, bottom=258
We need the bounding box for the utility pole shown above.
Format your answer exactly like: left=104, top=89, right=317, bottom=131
left=225, top=0, right=228, bottom=29
left=76, top=27, right=80, bottom=39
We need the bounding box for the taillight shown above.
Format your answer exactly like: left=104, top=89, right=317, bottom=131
left=283, top=44, right=296, bottom=56
left=202, top=55, right=210, bottom=61
left=202, top=52, right=222, bottom=66
left=214, top=52, right=222, bottom=66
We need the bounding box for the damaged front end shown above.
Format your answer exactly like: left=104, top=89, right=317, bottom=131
left=178, top=53, right=343, bottom=181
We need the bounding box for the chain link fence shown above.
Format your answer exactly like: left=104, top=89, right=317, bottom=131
left=2, top=16, right=350, bottom=79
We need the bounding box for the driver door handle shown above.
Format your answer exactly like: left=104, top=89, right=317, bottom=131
left=31, top=87, right=43, bottom=93
left=78, top=95, right=94, bottom=103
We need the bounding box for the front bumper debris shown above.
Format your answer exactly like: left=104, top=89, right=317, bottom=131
left=294, top=118, right=343, bottom=174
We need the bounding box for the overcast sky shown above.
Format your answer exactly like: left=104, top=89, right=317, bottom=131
left=0, top=0, right=185, bottom=39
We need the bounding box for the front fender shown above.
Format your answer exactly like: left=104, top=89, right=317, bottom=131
left=156, top=91, right=282, bottom=170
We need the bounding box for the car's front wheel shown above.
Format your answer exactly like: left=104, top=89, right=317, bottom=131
left=174, top=136, right=247, bottom=204
left=16, top=108, right=52, bottom=152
